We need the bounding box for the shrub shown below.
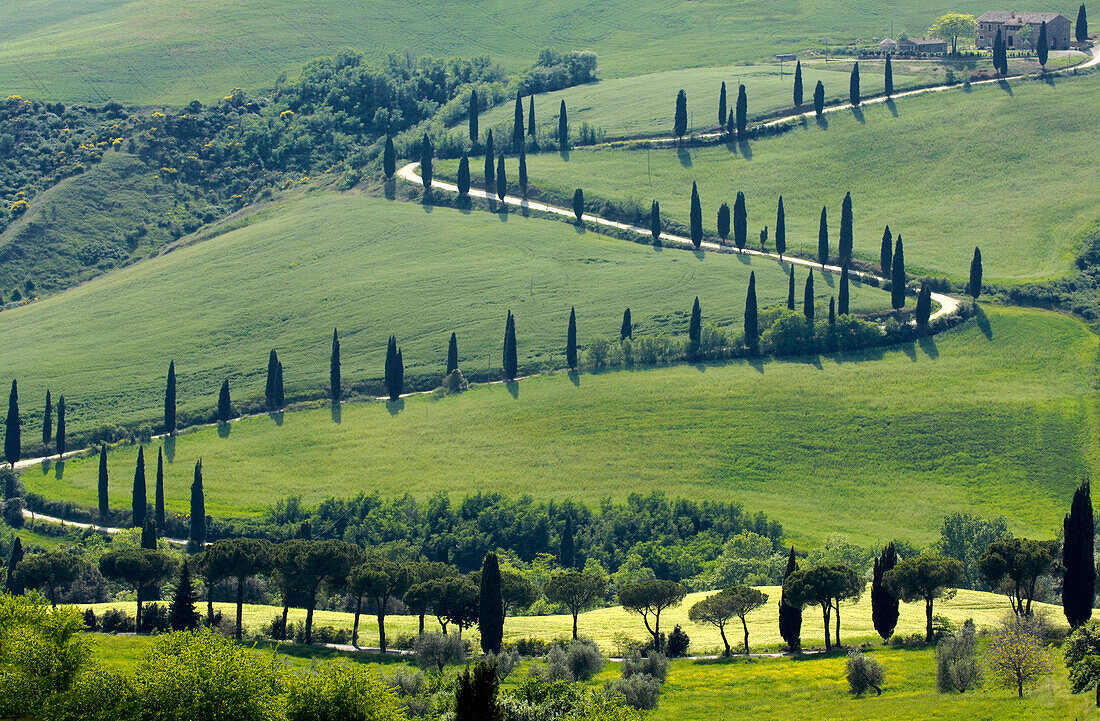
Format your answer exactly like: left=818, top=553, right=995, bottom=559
left=485, top=647, right=520, bottom=680
left=82, top=609, right=99, bottom=632
left=99, top=608, right=135, bottom=634
left=846, top=650, right=884, bottom=696
left=666, top=625, right=690, bottom=658
left=383, top=665, right=425, bottom=697
left=414, top=632, right=466, bottom=673
left=584, top=337, right=611, bottom=369
left=605, top=674, right=662, bottom=710
left=46, top=665, right=137, bottom=721
left=620, top=651, right=668, bottom=682
left=285, top=660, right=406, bottom=721
left=937, top=619, right=982, bottom=693
left=565, top=639, right=604, bottom=681
left=1, top=496, right=25, bottom=527
left=545, top=646, right=572, bottom=681
left=140, top=603, right=172, bottom=634
left=510, top=637, right=554, bottom=657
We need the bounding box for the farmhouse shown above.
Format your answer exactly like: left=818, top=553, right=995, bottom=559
left=896, top=37, right=948, bottom=54
left=975, top=11, right=1072, bottom=49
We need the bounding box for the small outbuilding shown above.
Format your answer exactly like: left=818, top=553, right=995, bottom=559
left=879, top=38, right=898, bottom=52
left=897, top=37, right=948, bottom=54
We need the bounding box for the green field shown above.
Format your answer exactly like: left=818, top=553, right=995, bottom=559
left=81, top=586, right=1063, bottom=653
left=0, top=1, right=1078, bottom=104
left=479, top=60, right=947, bottom=140
left=0, top=190, right=887, bottom=439
left=472, top=73, right=1100, bottom=283
left=24, top=306, right=1098, bottom=545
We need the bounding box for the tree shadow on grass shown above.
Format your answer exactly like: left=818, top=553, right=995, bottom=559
left=736, top=139, right=753, bottom=160
left=975, top=305, right=994, bottom=339
left=497, top=207, right=509, bottom=223
left=217, top=423, right=230, bottom=439
left=735, top=251, right=751, bottom=265
left=918, top=335, right=939, bottom=359
left=997, top=79, right=1013, bottom=96
left=505, top=381, right=519, bottom=399
left=691, top=248, right=705, bottom=261
left=567, top=370, right=581, bottom=387
left=330, top=402, right=342, bottom=424
left=900, top=341, right=918, bottom=362
left=747, top=355, right=765, bottom=374
left=677, top=147, right=692, bottom=168
left=885, top=98, right=898, bottom=117
left=54, top=460, right=64, bottom=480
left=821, top=271, right=835, bottom=288
left=574, top=222, right=586, bottom=235
left=269, top=411, right=284, bottom=427
left=386, top=399, right=405, bottom=417
left=164, top=436, right=176, bottom=464
left=851, top=106, right=866, bottom=124
left=383, top=179, right=396, bottom=200
left=559, top=148, right=571, bottom=162
left=815, top=115, right=829, bottom=130
left=1042, top=74, right=1056, bottom=88
left=40, top=458, right=51, bottom=475
left=456, top=196, right=472, bottom=215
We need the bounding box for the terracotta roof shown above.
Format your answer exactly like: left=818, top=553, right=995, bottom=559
left=900, top=37, right=947, bottom=46
left=976, top=11, right=1067, bottom=24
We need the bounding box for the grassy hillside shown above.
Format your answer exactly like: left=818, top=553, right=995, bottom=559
left=25, top=306, right=1098, bottom=545
left=0, top=0, right=1078, bottom=104
left=481, top=60, right=947, bottom=140
left=81, top=586, right=1062, bottom=652
left=0, top=152, right=183, bottom=293
left=477, top=74, right=1100, bottom=283
left=0, top=191, right=884, bottom=439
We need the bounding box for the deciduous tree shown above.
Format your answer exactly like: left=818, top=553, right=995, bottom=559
left=929, top=13, right=978, bottom=55
left=99, top=548, right=176, bottom=629
left=1064, top=620, right=1100, bottom=706
left=545, top=570, right=606, bottom=639
left=204, top=538, right=274, bottom=640
left=619, top=579, right=686, bottom=648
left=988, top=615, right=1053, bottom=697
left=980, top=538, right=1059, bottom=618
left=885, top=554, right=964, bottom=643
left=783, top=563, right=861, bottom=650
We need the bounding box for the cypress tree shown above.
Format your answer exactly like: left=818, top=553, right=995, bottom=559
left=745, top=271, right=759, bottom=352
left=621, top=308, right=632, bottom=340
left=813, top=80, right=825, bottom=117
left=718, top=81, right=727, bottom=127
left=1038, top=20, right=1049, bottom=69
left=1063, top=480, right=1095, bottom=628
left=735, top=84, right=747, bottom=138
left=688, top=297, right=702, bottom=358
left=512, top=91, right=525, bottom=150
left=330, top=328, right=341, bottom=402
left=880, top=226, right=893, bottom=276
left=265, top=349, right=279, bottom=409
left=42, top=389, right=51, bottom=451
left=528, top=94, right=536, bottom=137
left=839, top=265, right=850, bottom=315
left=484, top=129, right=495, bottom=189
left=717, top=203, right=730, bottom=241
left=787, top=266, right=796, bottom=310
left=871, top=543, right=900, bottom=642
left=689, top=181, right=703, bottom=249
left=794, top=61, right=804, bottom=107
left=503, top=311, right=518, bottom=381
left=849, top=62, right=860, bottom=106
left=469, top=88, right=479, bottom=142
left=558, top=100, right=569, bottom=150
left=4, top=380, right=18, bottom=467
left=993, top=30, right=1006, bottom=75
left=650, top=200, right=661, bottom=244
left=164, top=361, right=176, bottom=436
left=383, top=136, right=396, bottom=179
left=218, top=380, right=231, bottom=424
left=891, top=236, right=906, bottom=311
left=828, top=296, right=836, bottom=326
left=566, top=307, right=578, bottom=370
left=98, top=445, right=109, bottom=522
left=839, top=191, right=853, bottom=265
left=169, top=560, right=200, bottom=631
left=733, top=191, right=747, bottom=252
left=155, top=448, right=165, bottom=532
left=915, top=282, right=932, bottom=327
left=5, top=537, right=24, bottom=595
left=673, top=90, right=688, bottom=140
left=385, top=335, right=403, bottom=401
left=495, top=154, right=506, bottom=202
left=132, top=446, right=147, bottom=528
left=572, top=188, right=584, bottom=223
left=726, top=108, right=735, bottom=135
left=884, top=54, right=894, bottom=97
left=141, top=519, right=157, bottom=550
left=55, top=396, right=65, bottom=458
left=479, top=552, right=505, bottom=654
left=457, top=154, right=471, bottom=197
left=968, top=247, right=983, bottom=300
left=1077, top=4, right=1088, bottom=43
left=817, top=206, right=829, bottom=267
left=776, top=196, right=786, bottom=258
left=420, top=134, right=433, bottom=190
left=189, top=459, right=205, bottom=552
left=274, top=362, right=284, bottom=409
left=559, top=516, right=576, bottom=568
left=518, top=148, right=528, bottom=198
left=778, top=548, right=802, bottom=651
left=447, top=332, right=459, bottom=374
left=803, top=271, right=815, bottom=321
